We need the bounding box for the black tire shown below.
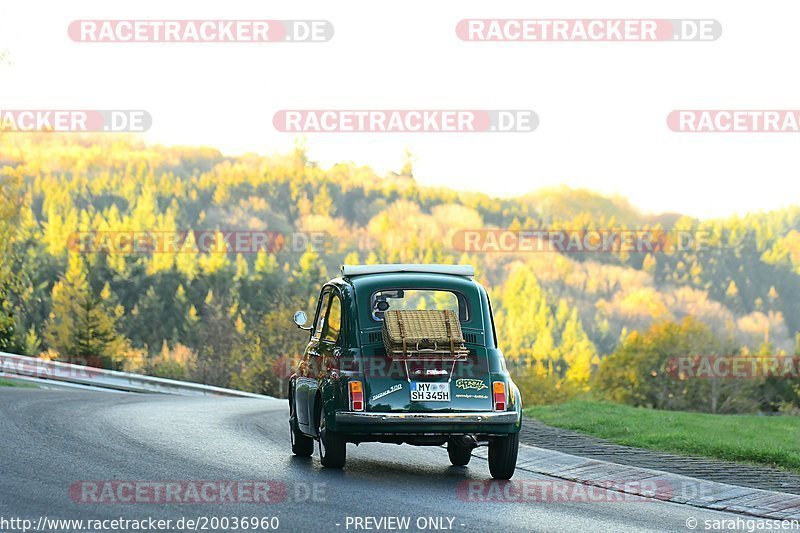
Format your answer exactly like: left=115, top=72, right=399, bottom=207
left=289, top=403, right=314, bottom=457
left=447, top=441, right=472, bottom=466
left=488, top=432, right=519, bottom=479
left=318, top=408, right=346, bottom=468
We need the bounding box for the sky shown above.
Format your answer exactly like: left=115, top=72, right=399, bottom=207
left=1, top=1, right=799, bottom=219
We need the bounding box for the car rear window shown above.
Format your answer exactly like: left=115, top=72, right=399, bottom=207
left=370, top=289, right=469, bottom=322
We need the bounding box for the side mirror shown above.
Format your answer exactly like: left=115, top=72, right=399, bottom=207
left=293, top=310, right=312, bottom=330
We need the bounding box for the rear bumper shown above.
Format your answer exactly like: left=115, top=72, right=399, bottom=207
left=336, top=411, right=519, bottom=425
left=332, top=410, right=521, bottom=436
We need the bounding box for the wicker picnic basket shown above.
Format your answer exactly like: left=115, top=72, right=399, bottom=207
left=381, top=309, right=469, bottom=359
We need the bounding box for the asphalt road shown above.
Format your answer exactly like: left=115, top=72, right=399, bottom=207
left=0, top=388, right=752, bottom=532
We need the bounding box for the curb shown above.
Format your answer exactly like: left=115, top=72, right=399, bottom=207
left=471, top=444, right=800, bottom=519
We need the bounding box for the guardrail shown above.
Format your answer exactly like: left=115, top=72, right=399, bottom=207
left=0, top=351, right=272, bottom=398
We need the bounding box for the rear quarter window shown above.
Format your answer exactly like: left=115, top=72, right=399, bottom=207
left=370, top=289, right=469, bottom=322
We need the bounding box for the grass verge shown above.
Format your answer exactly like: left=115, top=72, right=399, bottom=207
left=525, top=400, right=800, bottom=473
left=0, top=377, right=38, bottom=388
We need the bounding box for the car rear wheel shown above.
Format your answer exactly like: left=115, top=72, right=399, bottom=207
left=318, top=409, right=346, bottom=468
left=289, top=403, right=314, bottom=457
left=488, top=432, right=519, bottom=479
left=447, top=441, right=472, bottom=466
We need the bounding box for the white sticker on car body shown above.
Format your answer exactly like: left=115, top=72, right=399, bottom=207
left=370, top=383, right=403, bottom=402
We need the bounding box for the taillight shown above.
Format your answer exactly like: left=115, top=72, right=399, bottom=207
left=349, top=381, right=364, bottom=411
left=493, top=381, right=506, bottom=411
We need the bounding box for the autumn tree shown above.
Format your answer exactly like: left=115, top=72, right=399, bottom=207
left=44, top=255, right=127, bottom=368
left=594, top=317, right=765, bottom=413
left=0, top=167, right=23, bottom=350
left=229, top=305, right=307, bottom=398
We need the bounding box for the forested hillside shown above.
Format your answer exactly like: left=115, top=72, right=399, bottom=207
left=1, top=134, right=799, bottom=410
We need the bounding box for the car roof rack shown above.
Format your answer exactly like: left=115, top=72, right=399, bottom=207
left=341, top=264, right=475, bottom=278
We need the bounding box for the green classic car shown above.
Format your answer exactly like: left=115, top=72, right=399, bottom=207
left=288, top=264, right=522, bottom=479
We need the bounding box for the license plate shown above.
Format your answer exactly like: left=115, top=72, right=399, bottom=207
left=410, top=381, right=450, bottom=402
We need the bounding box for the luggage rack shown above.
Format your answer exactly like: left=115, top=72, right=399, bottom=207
left=342, top=264, right=474, bottom=277
left=383, top=343, right=470, bottom=361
